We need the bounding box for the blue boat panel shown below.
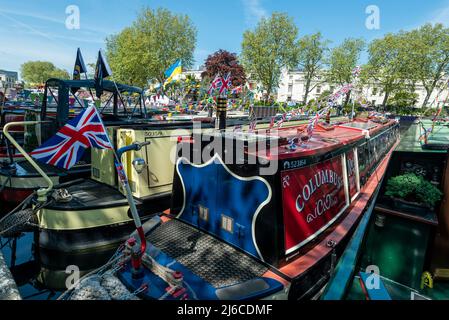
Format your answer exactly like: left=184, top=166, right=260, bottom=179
left=118, top=244, right=218, bottom=300
left=176, top=156, right=271, bottom=258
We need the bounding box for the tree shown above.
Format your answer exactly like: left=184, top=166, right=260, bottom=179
left=297, top=32, right=330, bottom=104
left=202, top=49, right=246, bottom=87
left=327, top=38, right=365, bottom=106
left=241, top=12, right=300, bottom=103
left=404, top=24, right=449, bottom=108
left=106, top=7, right=197, bottom=87
left=364, top=32, right=412, bottom=108
left=20, top=61, right=69, bottom=85
left=387, top=89, right=418, bottom=108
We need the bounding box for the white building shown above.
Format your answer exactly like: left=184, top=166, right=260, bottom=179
left=277, top=69, right=449, bottom=108
left=180, top=69, right=204, bottom=81
left=0, top=69, right=18, bottom=89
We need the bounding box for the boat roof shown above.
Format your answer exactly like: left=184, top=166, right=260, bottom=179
left=45, top=78, right=143, bottom=94
left=396, top=119, right=449, bottom=153
left=242, top=118, right=397, bottom=160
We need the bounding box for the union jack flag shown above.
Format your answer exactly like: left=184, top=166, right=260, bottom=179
left=219, top=73, right=232, bottom=95
left=207, top=74, right=221, bottom=95
left=231, top=85, right=242, bottom=95
left=31, top=106, right=112, bottom=169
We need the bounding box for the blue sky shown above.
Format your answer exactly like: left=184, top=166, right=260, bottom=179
left=1, top=0, right=449, bottom=78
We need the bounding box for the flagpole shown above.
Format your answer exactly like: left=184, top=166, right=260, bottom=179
left=94, top=107, right=146, bottom=255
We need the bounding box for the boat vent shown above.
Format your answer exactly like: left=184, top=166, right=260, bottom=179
left=146, top=219, right=268, bottom=289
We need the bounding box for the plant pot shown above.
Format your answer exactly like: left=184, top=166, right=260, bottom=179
left=390, top=197, right=433, bottom=217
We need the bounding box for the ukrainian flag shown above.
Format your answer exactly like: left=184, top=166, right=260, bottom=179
left=163, top=60, right=182, bottom=88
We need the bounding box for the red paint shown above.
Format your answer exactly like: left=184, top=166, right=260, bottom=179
left=137, top=226, right=147, bottom=255
left=282, top=156, right=347, bottom=252
left=278, top=139, right=399, bottom=278
left=0, top=187, right=33, bottom=204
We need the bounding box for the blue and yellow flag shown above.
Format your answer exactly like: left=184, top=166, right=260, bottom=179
left=163, top=60, right=182, bottom=88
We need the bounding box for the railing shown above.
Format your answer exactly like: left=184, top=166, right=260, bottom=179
left=2, top=121, right=54, bottom=201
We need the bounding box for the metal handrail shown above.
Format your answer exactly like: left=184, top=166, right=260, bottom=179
left=2, top=121, right=54, bottom=200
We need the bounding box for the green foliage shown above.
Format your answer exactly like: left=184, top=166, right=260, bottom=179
left=364, top=32, right=414, bottom=107
left=327, top=38, right=365, bottom=107
left=20, top=61, right=69, bottom=85
left=385, top=173, right=442, bottom=208
left=404, top=23, right=449, bottom=107
left=297, top=32, right=330, bottom=104
left=328, top=38, right=365, bottom=86
left=241, top=12, right=300, bottom=102
left=416, top=179, right=443, bottom=208
left=387, top=89, right=418, bottom=108
left=106, top=7, right=197, bottom=87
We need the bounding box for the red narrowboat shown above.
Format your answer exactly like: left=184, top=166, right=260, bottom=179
left=117, top=117, right=400, bottom=300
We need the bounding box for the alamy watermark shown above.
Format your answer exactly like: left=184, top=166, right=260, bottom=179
left=364, top=265, right=381, bottom=289
left=365, top=5, right=380, bottom=30
left=65, top=264, right=80, bottom=290
left=65, top=5, right=80, bottom=30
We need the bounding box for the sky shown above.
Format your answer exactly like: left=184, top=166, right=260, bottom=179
left=1, top=0, right=449, bottom=78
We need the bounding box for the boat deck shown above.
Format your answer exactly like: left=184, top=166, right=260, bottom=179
left=46, top=179, right=130, bottom=210
left=146, top=219, right=268, bottom=289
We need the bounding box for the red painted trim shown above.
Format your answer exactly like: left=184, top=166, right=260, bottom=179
left=0, top=187, right=33, bottom=204
left=277, top=139, right=399, bottom=279
left=262, top=270, right=291, bottom=287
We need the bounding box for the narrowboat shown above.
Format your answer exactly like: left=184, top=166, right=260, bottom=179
left=0, top=110, right=26, bottom=162
left=32, top=112, right=313, bottom=253
left=322, top=119, right=449, bottom=300
left=113, top=113, right=399, bottom=300
left=0, top=78, right=147, bottom=206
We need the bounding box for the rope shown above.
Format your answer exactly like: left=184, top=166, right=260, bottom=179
left=57, top=244, right=128, bottom=300
left=0, top=191, right=54, bottom=238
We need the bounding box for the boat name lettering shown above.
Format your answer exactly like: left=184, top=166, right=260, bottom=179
left=306, top=193, right=339, bottom=223
left=295, top=169, right=343, bottom=213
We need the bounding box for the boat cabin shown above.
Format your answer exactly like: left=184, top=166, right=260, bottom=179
left=141, top=117, right=400, bottom=299
left=171, top=119, right=399, bottom=266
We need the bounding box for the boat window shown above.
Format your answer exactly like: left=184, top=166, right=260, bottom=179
left=199, top=205, right=209, bottom=221
left=221, top=214, right=234, bottom=233
left=92, top=167, right=100, bottom=179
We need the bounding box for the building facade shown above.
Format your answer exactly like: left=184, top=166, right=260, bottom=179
left=181, top=68, right=448, bottom=108
left=0, top=69, right=18, bottom=89
left=276, top=69, right=449, bottom=108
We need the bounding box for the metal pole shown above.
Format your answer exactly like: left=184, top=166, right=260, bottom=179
left=3, top=121, right=54, bottom=201
left=216, top=96, right=227, bottom=130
